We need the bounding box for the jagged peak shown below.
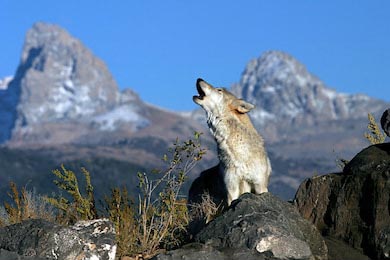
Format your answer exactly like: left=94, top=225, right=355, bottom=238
left=10, top=22, right=122, bottom=127
left=233, top=50, right=387, bottom=125
left=239, top=50, right=322, bottom=96
left=22, top=22, right=77, bottom=63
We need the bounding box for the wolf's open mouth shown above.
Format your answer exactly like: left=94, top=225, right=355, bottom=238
left=195, top=79, right=206, bottom=100
left=196, top=84, right=205, bottom=99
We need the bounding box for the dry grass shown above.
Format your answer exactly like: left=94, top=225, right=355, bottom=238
left=0, top=182, right=56, bottom=226
left=189, top=192, right=221, bottom=224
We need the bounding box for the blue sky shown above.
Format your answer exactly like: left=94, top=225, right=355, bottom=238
left=1, top=1, right=390, bottom=111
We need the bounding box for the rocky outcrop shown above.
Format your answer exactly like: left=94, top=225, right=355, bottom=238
left=381, top=109, right=390, bottom=137
left=157, top=192, right=327, bottom=260
left=0, top=218, right=116, bottom=260
left=294, top=143, right=390, bottom=259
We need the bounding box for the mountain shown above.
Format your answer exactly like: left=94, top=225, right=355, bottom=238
left=1, top=23, right=206, bottom=148
left=0, top=22, right=214, bottom=201
left=232, top=51, right=385, bottom=128
left=3, top=22, right=146, bottom=145
left=0, top=23, right=388, bottom=201
left=227, top=50, right=388, bottom=154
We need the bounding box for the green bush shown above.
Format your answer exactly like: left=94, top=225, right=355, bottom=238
left=46, top=165, right=97, bottom=225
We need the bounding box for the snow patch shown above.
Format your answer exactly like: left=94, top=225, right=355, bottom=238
left=0, top=76, right=13, bottom=90
left=92, top=104, right=149, bottom=131
left=261, top=85, right=276, bottom=93
left=251, top=109, right=276, bottom=124
left=295, top=74, right=307, bottom=86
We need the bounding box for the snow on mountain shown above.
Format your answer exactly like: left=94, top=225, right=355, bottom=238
left=92, top=104, right=150, bottom=131
left=0, top=76, right=13, bottom=90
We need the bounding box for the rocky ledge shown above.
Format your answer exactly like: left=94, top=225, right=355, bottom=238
left=0, top=218, right=116, bottom=260
left=154, top=192, right=327, bottom=260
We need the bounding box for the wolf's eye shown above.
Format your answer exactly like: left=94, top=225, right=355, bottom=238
left=217, top=88, right=223, bottom=92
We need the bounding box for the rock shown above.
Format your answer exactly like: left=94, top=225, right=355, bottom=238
left=0, top=248, right=46, bottom=260
left=294, top=143, right=390, bottom=260
left=188, top=192, right=327, bottom=260
left=324, top=237, right=371, bottom=260
left=151, top=242, right=276, bottom=260
left=381, top=109, right=390, bottom=137
left=0, top=218, right=116, bottom=260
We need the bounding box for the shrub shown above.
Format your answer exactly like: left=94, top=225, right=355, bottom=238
left=364, top=113, right=385, bottom=144
left=109, top=131, right=206, bottom=259
left=46, top=165, right=97, bottom=225
left=44, top=132, right=205, bottom=259
left=105, top=187, right=139, bottom=257
left=0, top=182, right=55, bottom=226
left=189, top=192, right=221, bottom=224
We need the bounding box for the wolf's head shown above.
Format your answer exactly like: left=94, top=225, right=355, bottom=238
left=193, top=78, right=255, bottom=117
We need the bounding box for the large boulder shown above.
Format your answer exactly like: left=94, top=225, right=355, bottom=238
left=0, top=218, right=116, bottom=260
left=156, top=192, right=327, bottom=260
left=294, top=143, right=390, bottom=260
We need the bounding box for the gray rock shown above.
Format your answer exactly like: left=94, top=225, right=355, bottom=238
left=295, top=143, right=390, bottom=260
left=0, top=249, right=46, bottom=260
left=0, top=218, right=116, bottom=260
left=324, top=237, right=371, bottom=260
left=381, top=108, right=390, bottom=137
left=193, top=192, right=327, bottom=260
left=152, top=242, right=276, bottom=260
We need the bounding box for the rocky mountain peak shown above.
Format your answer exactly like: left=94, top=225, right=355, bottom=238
left=0, top=22, right=150, bottom=145
left=12, top=22, right=122, bottom=127
left=232, top=50, right=386, bottom=126
left=238, top=51, right=321, bottom=98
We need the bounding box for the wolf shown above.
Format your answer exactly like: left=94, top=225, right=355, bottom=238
left=189, top=78, right=271, bottom=208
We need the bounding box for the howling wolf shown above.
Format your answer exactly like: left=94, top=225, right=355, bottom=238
left=190, top=78, right=271, bottom=207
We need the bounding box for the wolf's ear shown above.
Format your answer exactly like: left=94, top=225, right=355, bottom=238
left=233, top=99, right=255, bottom=113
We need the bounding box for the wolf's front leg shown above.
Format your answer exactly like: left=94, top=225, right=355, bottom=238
left=253, top=183, right=268, bottom=194
left=224, top=172, right=240, bottom=206
left=226, top=188, right=240, bottom=206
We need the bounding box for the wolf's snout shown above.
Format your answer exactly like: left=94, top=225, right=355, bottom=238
left=196, top=78, right=205, bottom=85
left=193, top=78, right=207, bottom=103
